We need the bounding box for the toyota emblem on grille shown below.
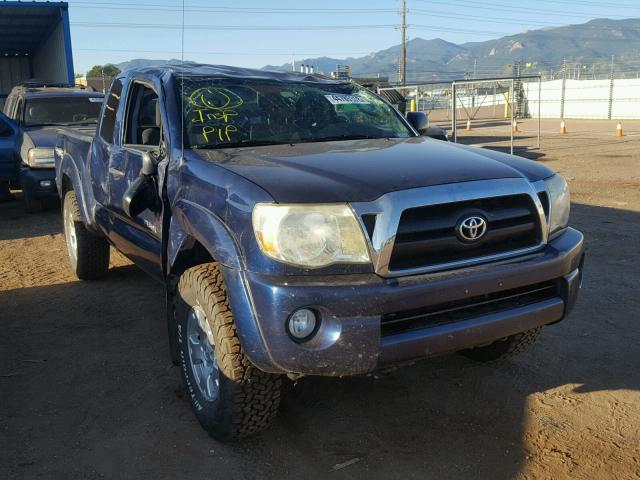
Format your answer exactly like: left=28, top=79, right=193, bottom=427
left=457, top=215, right=488, bottom=242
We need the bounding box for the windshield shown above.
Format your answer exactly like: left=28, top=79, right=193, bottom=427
left=179, top=78, right=414, bottom=149
left=23, top=96, right=104, bottom=127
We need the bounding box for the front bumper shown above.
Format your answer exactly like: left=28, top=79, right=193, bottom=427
left=20, top=166, right=57, bottom=200
left=224, top=227, right=584, bottom=376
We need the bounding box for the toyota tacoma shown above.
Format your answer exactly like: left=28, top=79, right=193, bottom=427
left=54, top=64, right=584, bottom=440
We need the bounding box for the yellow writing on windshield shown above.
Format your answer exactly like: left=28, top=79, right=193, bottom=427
left=186, top=87, right=243, bottom=143
left=202, top=124, right=239, bottom=143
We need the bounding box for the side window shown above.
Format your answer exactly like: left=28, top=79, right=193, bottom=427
left=100, top=79, right=123, bottom=144
left=123, top=83, right=161, bottom=147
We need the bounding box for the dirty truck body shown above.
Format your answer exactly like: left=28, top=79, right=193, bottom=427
left=55, top=65, right=584, bottom=440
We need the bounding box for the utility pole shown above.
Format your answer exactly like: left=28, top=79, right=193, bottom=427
left=401, top=0, right=407, bottom=85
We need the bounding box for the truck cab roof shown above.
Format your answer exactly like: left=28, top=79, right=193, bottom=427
left=122, top=63, right=343, bottom=86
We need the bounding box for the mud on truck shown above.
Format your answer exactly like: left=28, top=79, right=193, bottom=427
left=54, top=65, right=584, bottom=440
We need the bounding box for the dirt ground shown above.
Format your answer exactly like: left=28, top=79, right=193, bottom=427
left=1, top=119, right=639, bottom=480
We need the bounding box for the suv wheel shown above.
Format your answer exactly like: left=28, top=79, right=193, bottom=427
left=175, top=263, right=282, bottom=440
left=460, top=327, right=542, bottom=362
left=62, top=190, right=110, bottom=280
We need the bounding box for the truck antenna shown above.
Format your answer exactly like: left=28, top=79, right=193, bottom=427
left=180, top=0, right=185, bottom=161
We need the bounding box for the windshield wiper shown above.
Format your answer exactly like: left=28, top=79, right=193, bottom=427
left=25, top=123, right=62, bottom=128
left=195, top=140, right=291, bottom=149
left=298, top=134, right=384, bottom=143
left=64, top=121, right=98, bottom=126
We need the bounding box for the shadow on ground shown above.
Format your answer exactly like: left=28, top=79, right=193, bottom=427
left=0, top=192, right=60, bottom=241
left=1, top=203, right=638, bottom=479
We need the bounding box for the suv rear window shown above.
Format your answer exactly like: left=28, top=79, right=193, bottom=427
left=23, top=96, right=103, bottom=127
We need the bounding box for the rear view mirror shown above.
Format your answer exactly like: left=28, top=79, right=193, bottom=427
left=123, top=151, right=160, bottom=217
left=123, top=176, right=158, bottom=217
left=406, top=111, right=429, bottom=134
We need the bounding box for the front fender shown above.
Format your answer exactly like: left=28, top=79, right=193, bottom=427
left=167, top=199, right=243, bottom=271
left=166, top=200, right=276, bottom=371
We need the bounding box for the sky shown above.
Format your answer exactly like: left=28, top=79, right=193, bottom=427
left=67, top=0, right=640, bottom=74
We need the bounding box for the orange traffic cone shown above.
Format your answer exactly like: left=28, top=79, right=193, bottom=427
left=560, top=120, right=567, bottom=134
left=512, top=120, right=520, bottom=133
left=616, top=122, right=624, bottom=137
left=466, top=119, right=472, bottom=131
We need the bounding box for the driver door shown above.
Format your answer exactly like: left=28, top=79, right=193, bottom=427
left=105, top=80, right=165, bottom=280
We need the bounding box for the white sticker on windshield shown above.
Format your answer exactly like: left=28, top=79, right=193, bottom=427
left=88, top=97, right=103, bottom=103
left=324, top=94, right=370, bottom=105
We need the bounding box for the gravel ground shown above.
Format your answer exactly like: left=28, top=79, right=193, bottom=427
left=1, top=120, right=639, bottom=479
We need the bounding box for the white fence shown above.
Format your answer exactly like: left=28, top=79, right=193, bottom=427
left=392, top=78, right=640, bottom=120
left=523, top=78, right=640, bottom=119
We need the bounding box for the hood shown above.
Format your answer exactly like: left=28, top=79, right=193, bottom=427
left=23, top=125, right=98, bottom=150
left=195, top=137, right=553, bottom=203
left=23, top=127, right=60, bottom=148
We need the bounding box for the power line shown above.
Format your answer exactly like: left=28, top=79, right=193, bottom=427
left=70, top=22, right=398, bottom=30
left=75, top=47, right=374, bottom=56
left=411, top=9, right=640, bottom=30
left=66, top=2, right=396, bottom=14
left=415, top=0, right=636, bottom=19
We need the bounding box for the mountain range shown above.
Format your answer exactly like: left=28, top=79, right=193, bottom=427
left=115, top=18, right=640, bottom=82
left=263, top=18, right=640, bottom=81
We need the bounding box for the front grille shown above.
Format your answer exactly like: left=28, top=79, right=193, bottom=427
left=381, top=281, right=558, bottom=337
left=389, top=194, right=541, bottom=271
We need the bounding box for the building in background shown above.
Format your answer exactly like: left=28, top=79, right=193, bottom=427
left=0, top=1, right=74, bottom=109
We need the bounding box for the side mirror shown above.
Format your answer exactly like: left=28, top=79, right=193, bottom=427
left=406, top=111, right=429, bottom=134
left=141, top=151, right=157, bottom=176
left=123, top=151, right=159, bottom=217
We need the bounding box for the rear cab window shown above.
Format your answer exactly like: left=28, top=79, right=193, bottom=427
left=100, top=79, right=124, bottom=144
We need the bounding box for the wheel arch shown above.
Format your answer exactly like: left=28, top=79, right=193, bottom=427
left=165, top=201, right=256, bottom=365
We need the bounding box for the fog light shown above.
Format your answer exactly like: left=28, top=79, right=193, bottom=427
left=288, top=308, right=318, bottom=340
left=39, top=180, right=52, bottom=188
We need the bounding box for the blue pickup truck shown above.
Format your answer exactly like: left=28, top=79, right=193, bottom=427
left=54, top=64, right=584, bottom=440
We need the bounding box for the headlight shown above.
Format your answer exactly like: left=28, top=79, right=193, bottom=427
left=27, top=148, right=55, bottom=168
left=252, top=204, right=371, bottom=268
left=544, top=174, right=570, bottom=236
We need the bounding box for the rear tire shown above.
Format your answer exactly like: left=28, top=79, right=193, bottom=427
left=62, top=190, right=110, bottom=280
left=460, top=327, right=542, bottom=362
left=175, top=263, right=282, bottom=440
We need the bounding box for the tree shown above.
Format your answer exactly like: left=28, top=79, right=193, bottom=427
left=86, top=64, right=121, bottom=78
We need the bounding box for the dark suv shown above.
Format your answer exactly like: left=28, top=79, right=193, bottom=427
left=2, top=84, right=103, bottom=211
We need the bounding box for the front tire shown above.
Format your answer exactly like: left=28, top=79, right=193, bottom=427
left=460, top=327, right=542, bottom=362
left=62, top=190, right=110, bottom=280
left=175, top=263, right=282, bottom=440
